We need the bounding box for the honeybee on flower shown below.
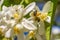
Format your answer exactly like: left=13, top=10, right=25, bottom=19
left=0, top=1, right=52, bottom=40
left=30, top=1, right=51, bottom=23
left=28, top=1, right=52, bottom=40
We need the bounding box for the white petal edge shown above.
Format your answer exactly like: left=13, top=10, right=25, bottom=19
left=15, top=24, right=23, bottom=29
left=5, top=29, right=12, bottom=38
left=42, top=1, right=52, bottom=13
left=24, top=2, right=36, bottom=16
left=2, top=6, right=8, bottom=11
left=45, top=16, right=51, bottom=23
left=0, top=25, right=7, bottom=32
left=22, top=19, right=37, bottom=30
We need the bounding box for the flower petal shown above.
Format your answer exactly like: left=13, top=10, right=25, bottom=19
left=15, top=24, right=23, bottom=30
left=28, top=17, right=34, bottom=23
left=42, top=1, right=52, bottom=13
left=2, top=6, right=8, bottom=12
left=45, top=16, right=51, bottom=23
left=17, top=31, right=24, bottom=40
left=24, top=2, right=36, bottom=16
left=38, top=21, right=45, bottom=35
left=0, top=25, right=7, bottom=32
left=22, top=19, right=37, bottom=30
left=5, top=29, right=12, bottom=38
left=10, top=20, right=16, bottom=27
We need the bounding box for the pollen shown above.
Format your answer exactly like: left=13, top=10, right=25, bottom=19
left=13, top=13, right=19, bottom=19
left=28, top=31, right=35, bottom=37
left=38, top=13, right=47, bottom=21
left=13, top=26, right=20, bottom=34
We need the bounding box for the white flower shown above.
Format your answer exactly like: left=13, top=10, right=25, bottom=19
left=4, top=18, right=37, bottom=40
left=45, top=16, right=51, bottom=23
left=22, top=18, right=37, bottom=30
left=5, top=28, right=12, bottom=38
left=2, top=6, right=9, bottom=12
left=24, top=2, right=36, bottom=16
left=0, top=25, right=7, bottom=33
left=28, top=1, right=52, bottom=40
left=29, top=1, right=52, bottom=23
left=15, top=24, right=23, bottom=29
left=5, top=20, right=16, bottom=27
left=3, top=2, right=37, bottom=40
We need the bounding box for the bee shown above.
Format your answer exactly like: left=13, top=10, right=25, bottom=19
left=30, top=10, right=41, bottom=22
left=30, top=10, right=47, bottom=22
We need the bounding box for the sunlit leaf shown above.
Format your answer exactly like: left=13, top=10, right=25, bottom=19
left=25, top=0, right=29, bottom=4
left=25, top=0, right=36, bottom=4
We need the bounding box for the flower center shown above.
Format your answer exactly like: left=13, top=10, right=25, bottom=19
left=38, top=13, right=47, bottom=21
left=28, top=31, right=35, bottom=38
left=13, top=13, right=19, bottom=19
left=13, top=26, right=20, bottom=34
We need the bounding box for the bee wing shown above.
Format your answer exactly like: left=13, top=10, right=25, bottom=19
left=42, top=1, right=52, bottom=13
left=24, top=2, right=36, bottom=16
left=22, top=18, right=37, bottom=30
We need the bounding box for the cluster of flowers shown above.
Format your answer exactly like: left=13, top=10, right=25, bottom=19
left=0, top=1, right=51, bottom=40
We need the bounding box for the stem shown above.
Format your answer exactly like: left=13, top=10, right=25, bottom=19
left=51, top=0, right=58, bottom=26
left=0, top=5, right=1, bottom=11
left=50, top=0, right=58, bottom=40
left=20, top=0, right=24, bottom=5
left=46, top=0, right=58, bottom=40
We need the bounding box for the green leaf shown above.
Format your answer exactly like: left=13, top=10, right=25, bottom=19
left=46, top=26, right=51, bottom=40
left=3, top=0, right=22, bottom=6
left=3, top=0, right=11, bottom=6
left=48, top=2, right=53, bottom=17
left=25, top=0, right=36, bottom=4
left=0, top=34, right=4, bottom=40
left=0, top=5, right=1, bottom=11
left=25, top=0, right=29, bottom=4
left=45, top=0, right=58, bottom=40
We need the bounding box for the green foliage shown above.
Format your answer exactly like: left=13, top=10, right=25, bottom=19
left=2, top=0, right=37, bottom=7
left=3, top=0, right=22, bottom=6
left=45, top=0, right=58, bottom=40
left=44, top=1, right=53, bottom=40
left=3, top=0, right=11, bottom=6
left=30, top=37, right=37, bottom=40
left=25, top=0, right=36, bottom=4
left=0, top=5, right=1, bottom=11
left=0, top=34, right=4, bottom=40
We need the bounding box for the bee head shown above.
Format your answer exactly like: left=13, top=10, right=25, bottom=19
left=33, top=10, right=37, bottom=16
